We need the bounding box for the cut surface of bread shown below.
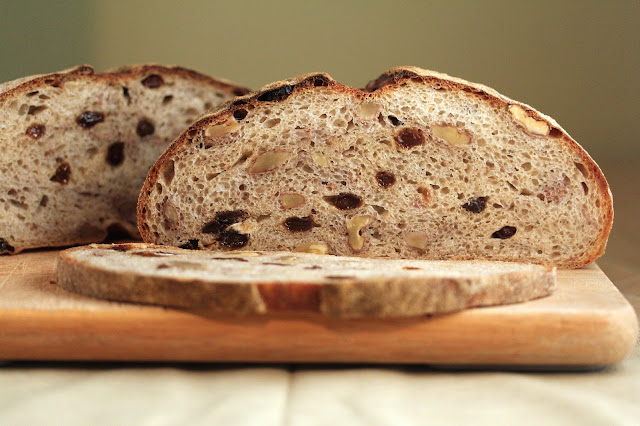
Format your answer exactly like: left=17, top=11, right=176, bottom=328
left=138, top=66, right=613, bottom=268
left=0, top=65, right=249, bottom=254
left=56, top=243, right=556, bottom=318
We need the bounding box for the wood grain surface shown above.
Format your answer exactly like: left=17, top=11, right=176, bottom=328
left=0, top=249, right=636, bottom=365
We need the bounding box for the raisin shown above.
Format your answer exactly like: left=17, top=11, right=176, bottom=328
left=325, top=193, right=363, bottom=210
left=26, top=124, right=45, bottom=139
left=76, top=111, right=104, bottom=128
left=179, top=239, right=199, bottom=250
left=257, top=85, right=294, bottom=102
left=217, top=229, right=249, bottom=249
left=50, top=162, right=71, bottom=184
left=136, top=119, right=155, bottom=137
left=395, top=128, right=424, bottom=149
left=202, top=210, right=248, bottom=234
left=107, top=142, right=125, bottom=166
left=141, top=74, right=164, bottom=88
left=463, top=197, right=487, bottom=213
left=233, top=108, right=248, bottom=121
left=388, top=116, right=403, bottom=126
left=0, top=238, right=15, bottom=253
left=492, top=226, right=517, bottom=239
left=375, top=171, right=396, bottom=188
left=283, top=216, right=318, bottom=232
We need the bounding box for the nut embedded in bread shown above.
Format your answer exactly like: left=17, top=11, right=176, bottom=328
left=56, top=243, right=556, bottom=318
left=0, top=65, right=249, bottom=254
left=138, top=66, right=613, bottom=268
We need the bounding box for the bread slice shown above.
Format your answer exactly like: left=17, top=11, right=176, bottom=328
left=56, top=243, right=556, bottom=318
left=0, top=65, right=248, bottom=254
left=138, top=66, right=613, bottom=268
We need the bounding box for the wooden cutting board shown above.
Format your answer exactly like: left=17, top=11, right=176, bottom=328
left=0, top=249, right=636, bottom=366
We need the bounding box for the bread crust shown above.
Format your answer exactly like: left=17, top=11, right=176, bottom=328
left=57, top=243, right=556, bottom=318
left=0, top=65, right=249, bottom=254
left=138, top=66, right=612, bottom=268
left=0, top=65, right=249, bottom=103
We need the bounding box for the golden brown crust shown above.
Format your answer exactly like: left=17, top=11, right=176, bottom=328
left=56, top=243, right=556, bottom=318
left=137, top=66, right=613, bottom=268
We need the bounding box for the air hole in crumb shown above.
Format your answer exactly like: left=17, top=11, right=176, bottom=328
left=388, top=115, right=403, bottom=126
left=232, top=150, right=253, bottom=168
left=371, top=205, right=388, bottom=216
left=28, top=105, right=47, bottom=115
left=39, top=195, right=48, bottom=207
left=257, top=214, right=271, bottom=223
left=574, top=162, right=588, bottom=178
left=549, top=127, right=562, bottom=138
left=161, top=160, right=175, bottom=185
left=233, top=109, right=248, bottom=121
left=264, top=118, right=281, bottom=128
left=537, top=193, right=545, bottom=201
left=162, top=95, right=174, bottom=104
left=122, top=87, right=131, bottom=103
left=521, top=162, right=532, bottom=171
left=239, top=184, right=246, bottom=191
left=581, top=182, right=589, bottom=195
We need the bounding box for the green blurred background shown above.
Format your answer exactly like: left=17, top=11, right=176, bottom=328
left=1, top=0, right=638, bottom=163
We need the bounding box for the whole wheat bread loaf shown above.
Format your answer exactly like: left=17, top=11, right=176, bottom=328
left=138, top=66, right=613, bottom=268
left=56, top=243, right=556, bottom=318
left=0, top=65, right=248, bottom=254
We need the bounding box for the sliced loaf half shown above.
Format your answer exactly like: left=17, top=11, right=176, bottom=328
left=138, top=66, right=613, bottom=268
left=56, top=243, right=556, bottom=318
left=0, top=65, right=249, bottom=254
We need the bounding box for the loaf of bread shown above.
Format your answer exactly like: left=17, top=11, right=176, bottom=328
left=0, top=65, right=248, bottom=254
left=56, top=243, right=556, bottom=318
left=138, top=66, right=613, bottom=268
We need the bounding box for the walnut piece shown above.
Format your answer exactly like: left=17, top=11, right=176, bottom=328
left=205, top=118, right=241, bottom=138
left=311, top=154, right=329, bottom=167
left=279, top=193, right=306, bottom=209
left=358, top=102, right=380, bottom=120
left=248, top=151, right=290, bottom=174
left=508, top=105, right=550, bottom=136
left=346, top=215, right=372, bottom=252
left=431, top=124, right=471, bottom=146
left=295, top=241, right=329, bottom=254
left=405, top=232, right=428, bottom=250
